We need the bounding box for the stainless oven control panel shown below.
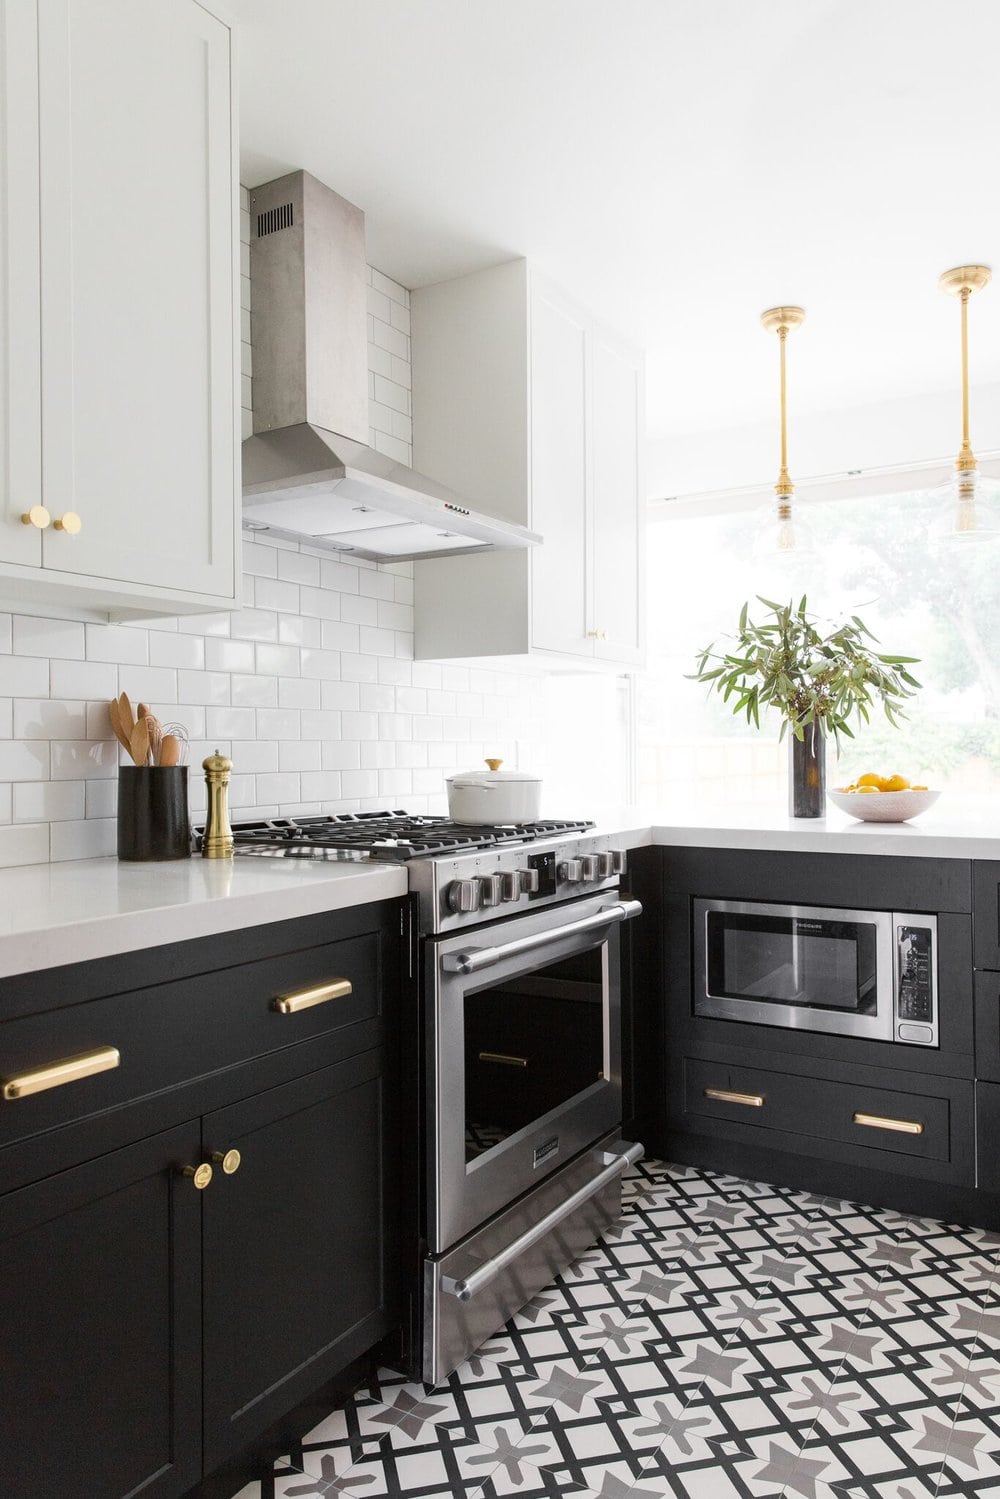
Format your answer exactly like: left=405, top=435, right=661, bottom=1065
left=894, top=915, right=938, bottom=1046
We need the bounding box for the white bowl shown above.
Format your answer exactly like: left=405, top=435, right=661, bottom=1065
left=827, top=788, right=941, bottom=823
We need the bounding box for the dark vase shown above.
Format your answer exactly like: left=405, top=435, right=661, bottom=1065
left=117, top=766, right=191, bottom=860
left=788, top=719, right=826, bottom=818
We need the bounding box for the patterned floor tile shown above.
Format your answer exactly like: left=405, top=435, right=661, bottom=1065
left=253, top=1159, right=1000, bottom=1499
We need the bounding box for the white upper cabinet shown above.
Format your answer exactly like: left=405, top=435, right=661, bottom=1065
left=411, top=260, right=645, bottom=669
left=0, top=0, right=239, bottom=617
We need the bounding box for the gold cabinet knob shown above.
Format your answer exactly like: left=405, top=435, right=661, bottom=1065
left=53, top=511, right=82, bottom=534
left=20, top=505, right=51, bottom=529
left=211, top=1148, right=241, bottom=1175
left=180, top=1162, right=213, bottom=1190
left=586, top=629, right=607, bottom=641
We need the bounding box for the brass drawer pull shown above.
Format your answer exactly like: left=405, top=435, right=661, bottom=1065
left=1, top=1046, right=121, bottom=1101
left=703, top=1087, right=765, bottom=1108
left=852, top=1111, right=924, bottom=1135
left=273, top=978, right=353, bottom=1014
left=478, top=1051, right=528, bottom=1068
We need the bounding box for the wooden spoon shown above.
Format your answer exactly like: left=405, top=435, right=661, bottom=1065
left=158, top=733, right=181, bottom=767
left=118, top=691, right=134, bottom=736
left=107, top=700, right=132, bottom=754
left=137, top=702, right=150, bottom=720
left=129, top=716, right=150, bottom=768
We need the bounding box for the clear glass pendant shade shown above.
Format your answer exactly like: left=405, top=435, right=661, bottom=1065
left=752, top=499, right=815, bottom=558
left=927, top=469, right=1000, bottom=544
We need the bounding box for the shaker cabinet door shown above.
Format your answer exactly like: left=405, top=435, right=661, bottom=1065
left=201, top=1048, right=394, bottom=1472
left=0, top=1122, right=203, bottom=1499
left=0, top=0, right=43, bottom=567
left=34, top=0, right=237, bottom=600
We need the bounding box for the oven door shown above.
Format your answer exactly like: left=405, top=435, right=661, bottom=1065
left=427, top=891, right=641, bottom=1253
left=693, top=898, right=894, bottom=1040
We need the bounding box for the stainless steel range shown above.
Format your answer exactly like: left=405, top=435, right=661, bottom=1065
left=211, top=811, right=643, bottom=1383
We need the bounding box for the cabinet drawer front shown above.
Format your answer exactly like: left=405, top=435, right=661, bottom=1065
left=973, top=861, right=1000, bottom=970
left=0, top=933, right=380, bottom=1148
left=684, top=1058, right=951, bottom=1163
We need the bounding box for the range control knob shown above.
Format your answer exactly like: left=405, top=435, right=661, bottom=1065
left=448, top=878, right=482, bottom=913
left=479, top=873, right=504, bottom=906
left=611, top=849, right=627, bottom=876
left=500, top=871, right=521, bottom=902
left=597, top=852, right=615, bottom=878
left=519, top=868, right=540, bottom=894
left=559, top=859, right=584, bottom=883
left=580, top=854, right=600, bottom=880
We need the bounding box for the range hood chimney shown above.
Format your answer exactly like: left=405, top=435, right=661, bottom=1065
left=242, top=171, right=539, bottom=561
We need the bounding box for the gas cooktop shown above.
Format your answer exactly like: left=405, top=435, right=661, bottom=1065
left=197, top=811, right=596, bottom=863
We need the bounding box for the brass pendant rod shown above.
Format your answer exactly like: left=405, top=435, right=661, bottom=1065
left=958, top=286, right=974, bottom=471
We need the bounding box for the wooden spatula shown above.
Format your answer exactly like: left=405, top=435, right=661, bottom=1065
left=108, top=699, right=132, bottom=754
left=158, top=734, right=181, bottom=767
left=129, top=716, right=150, bottom=768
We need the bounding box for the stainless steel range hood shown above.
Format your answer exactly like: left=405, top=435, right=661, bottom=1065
left=242, top=171, right=539, bottom=561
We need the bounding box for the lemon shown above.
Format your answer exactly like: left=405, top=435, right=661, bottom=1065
left=912, top=783, right=928, bottom=791
left=882, top=774, right=910, bottom=792
left=857, top=773, right=882, bottom=788
left=856, top=785, right=879, bottom=794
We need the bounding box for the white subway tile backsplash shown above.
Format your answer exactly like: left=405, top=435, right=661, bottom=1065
left=117, top=665, right=179, bottom=706
left=320, top=681, right=361, bottom=711
left=256, top=708, right=300, bottom=740
left=341, top=711, right=379, bottom=741
left=0, top=823, right=49, bottom=865
left=340, top=653, right=379, bottom=683
left=177, top=670, right=230, bottom=706
left=230, top=739, right=279, bottom=774
left=13, top=616, right=86, bottom=659
left=278, top=741, right=322, bottom=772
left=230, top=609, right=280, bottom=642
left=340, top=595, right=379, bottom=627
left=278, top=678, right=321, bottom=710
left=231, top=673, right=278, bottom=708
left=277, top=550, right=321, bottom=586
left=85, top=623, right=148, bottom=665
left=0, top=696, right=12, bottom=736
left=359, top=626, right=396, bottom=657
left=319, top=621, right=360, bottom=653
left=206, top=637, right=256, bottom=674
left=299, top=770, right=343, bottom=801
left=149, top=631, right=206, bottom=670
left=50, top=818, right=116, bottom=861
left=0, top=741, right=49, bottom=780
left=255, top=643, right=300, bottom=678
left=14, top=780, right=85, bottom=823
left=50, top=740, right=116, bottom=780
left=301, top=648, right=342, bottom=681
left=85, top=779, right=117, bottom=819
left=0, top=656, right=50, bottom=697
left=322, top=740, right=362, bottom=770
left=341, top=769, right=378, bottom=799
left=13, top=699, right=87, bottom=740
left=359, top=683, right=395, bottom=713
left=320, top=559, right=360, bottom=594
left=254, top=577, right=300, bottom=614
left=278, top=614, right=322, bottom=647
left=255, top=772, right=301, bottom=804
left=206, top=707, right=256, bottom=740
left=0, top=615, right=11, bottom=653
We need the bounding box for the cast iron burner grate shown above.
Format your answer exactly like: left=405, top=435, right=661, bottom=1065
left=196, top=811, right=595, bottom=861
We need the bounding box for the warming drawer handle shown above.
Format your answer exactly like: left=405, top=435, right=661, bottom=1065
left=852, top=1111, right=924, bottom=1135
left=273, top=978, right=353, bottom=1014
left=441, top=899, right=643, bottom=975
left=704, top=1087, right=765, bottom=1108
left=1, top=1046, right=120, bottom=1101
left=441, top=1140, right=644, bottom=1302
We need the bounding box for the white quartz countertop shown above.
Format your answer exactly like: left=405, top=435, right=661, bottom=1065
left=0, top=856, right=408, bottom=981
left=2, top=798, right=999, bottom=980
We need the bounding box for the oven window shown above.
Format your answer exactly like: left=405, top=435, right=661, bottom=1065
left=707, top=911, right=878, bottom=1013
left=462, top=947, right=605, bottom=1165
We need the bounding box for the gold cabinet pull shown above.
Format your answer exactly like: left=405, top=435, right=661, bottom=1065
left=20, top=505, right=50, bottom=529
left=478, top=1051, right=528, bottom=1068
left=273, top=978, right=353, bottom=1014
left=586, top=629, right=608, bottom=640
left=703, top=1087, right=765, bottom=1108
left=180, top=1162, right=213, bottom=1190
left=852, top=1111, right=924, bottom=1136
left=212, top=1148, right=242, bottom=1175
left=52, top=511, right=81, bottom=534
left=1, top=1045, right=120, bottom=1101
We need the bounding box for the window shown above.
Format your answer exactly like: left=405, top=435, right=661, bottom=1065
left=639, top=485, right=1000, bottom=807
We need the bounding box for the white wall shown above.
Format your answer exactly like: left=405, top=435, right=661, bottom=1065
left=0, top=188, right=603, bottom=866
left=647, top=382, right=1000, bottom=500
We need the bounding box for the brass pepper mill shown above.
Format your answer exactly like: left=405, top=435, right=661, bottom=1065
left=201, top=749, right=234, bottom=859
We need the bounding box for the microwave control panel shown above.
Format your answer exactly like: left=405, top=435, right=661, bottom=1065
left=895, top=921, right=937, bottom=1046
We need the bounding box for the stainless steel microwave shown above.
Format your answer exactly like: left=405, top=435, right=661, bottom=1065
left=692, top=898, right=938, bottom=1047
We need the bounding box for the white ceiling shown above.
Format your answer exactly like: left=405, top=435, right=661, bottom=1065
left=232, top=0, right=1000, bottom=443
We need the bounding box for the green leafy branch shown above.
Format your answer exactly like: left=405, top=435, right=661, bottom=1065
left=689, top=596, right=921, bottom=754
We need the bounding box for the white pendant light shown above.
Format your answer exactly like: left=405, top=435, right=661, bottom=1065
left=754, top=305, right=814, bottom=557
left=929, top=264, right=1000, bottom=544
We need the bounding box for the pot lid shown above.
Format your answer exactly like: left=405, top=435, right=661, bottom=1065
left=448, top=757, right=541, bottom=785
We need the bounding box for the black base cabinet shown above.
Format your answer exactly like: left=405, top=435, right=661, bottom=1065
left=0, top=900, right=404, bottom=1499
left=632, top=845, right=1000, bottom=1231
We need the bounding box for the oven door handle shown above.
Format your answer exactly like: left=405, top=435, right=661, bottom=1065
left=440, top=1140, right=644, bottom=1302
left=440, top=899, right=643, bottom=975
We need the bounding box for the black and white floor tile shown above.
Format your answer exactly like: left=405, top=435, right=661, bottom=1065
left=230, top=1159, right=1000, bottom=1499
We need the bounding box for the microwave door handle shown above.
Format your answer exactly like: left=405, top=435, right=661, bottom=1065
left=441, top=1140, right=644, bottom=1301
left=440, top=899, right=643, bottom=975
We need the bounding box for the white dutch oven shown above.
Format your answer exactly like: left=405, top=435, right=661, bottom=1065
left=446, top=758, right=542, bottom=824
